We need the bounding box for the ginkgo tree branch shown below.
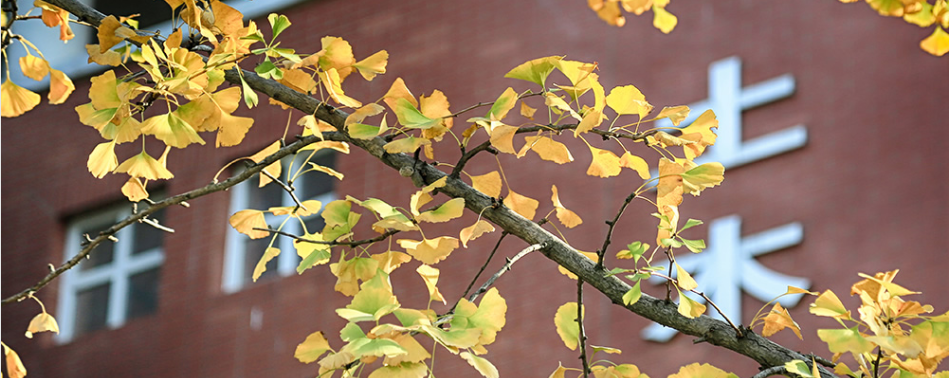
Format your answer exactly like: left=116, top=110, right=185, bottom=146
left=467, top=242, right=544, bottom=303
left=1, top=130, right=335, bottom=306
left=256, top=227, right=400, bottom=247
left=32, top=2, right=838, bottom=377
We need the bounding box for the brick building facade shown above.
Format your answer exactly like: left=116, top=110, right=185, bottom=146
left=2, top=0, right=947, bottom=377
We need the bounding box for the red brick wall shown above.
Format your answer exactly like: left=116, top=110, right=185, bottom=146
left=2, top=0, right=947, bottom=377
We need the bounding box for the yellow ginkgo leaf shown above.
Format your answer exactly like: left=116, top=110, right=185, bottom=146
left=488, top=124, right=519, bottom=154
left=504, top=56, right=563, bottom=88
left=520, top=102, right=537, bottom=119
left=26, top=312, right=60, bottom=338
left=592, top=0, right=625, bottom=26
left=554, top=302, right=583, bottom=350
left=504, top=189, right=539, bottom=220
left=353, top=50, right=388, bottom=81
left=48, top=69, right=75, bottom=105
left=1, top=80, right=41, bottom=118
left=679, top=109, right=719, bottom=160
left=460, top=220, right=496, bottom=248
left=215, top=112, right=254, bottom=147
left=115, top=150, right=174, bottom=180
left=85, top=44, right=123, bottom=66
left=558, top=251, right=599, bottom=279
left=681, top=162, right=725, bottom=196
left=121, top=177, right=149, bottom=202
left=517, top=136, right=574, bottom=164
left=383, top=77, right=418, bottom=109
left=551, top=185, right=582, bottom=228
left=345, top=103, right=385, bottom=126
left=619, top=152, right=650, bottom=179
left=249, top=141, right=281, bottom=188
left=587, top=146, right=622, bottom=178
left=371, top=251, right=412, bottom=274
left=229, top=209, right=270, bottom=239
left=36, top=0, right=74, bottom=41
left=677, top=289, right=707, bottom=318
left=652, top=4, right=678, bottom=34
left=384, top=136, right=432, bottom=154
left=295, top=331, right=331, bottom=363
left=668, top=363, right=737, bottom=378
left=416, top=265, right=446, bottom=304
left=920, top=26, right=949, bottom=56
left=470, top=171, right=502, bottom=198
left=252, top=247, right=280, bottom=282
left=398, top=237, right=459, bottom=265
left=544, top=92, right=582, bottom=120
left=761, top=303, right=803, bottom=339
left=460, top=352, right=499, bottom=378
left=416, top=198, right=465, bottom=223
left=319, top=68, right=362, bottom=108
left=3, top=343, right=27, bottom=378
left=87, top=141, right=118, bottom=178
left=269, top=199, right=323, bottom=217
left=19, top=54, right=50, bottom=81
left=574, top=108, right=603, bottom=137
left=487, top=87, right=518, bottom=121
left=676, top=263, right=698, bottom=291
left=654, top=105, right=690, bottom=126
left=606, top=85, right=652, bottom=118
left=141, top=112, right=206, bottom=149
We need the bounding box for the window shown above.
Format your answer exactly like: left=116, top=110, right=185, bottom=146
left=222, top=152, right=337, bottom=293
left=56, top=204, right=166, bottom=342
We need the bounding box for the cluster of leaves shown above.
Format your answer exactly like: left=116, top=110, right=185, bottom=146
left=838, top=0, right=949, bottom=56
left=585, top=0, right=679, bottom=33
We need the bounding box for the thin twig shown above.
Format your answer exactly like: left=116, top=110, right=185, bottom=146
left=260, top=169, right=307, bottom=212
left=650, top=270, right=744, bottom=337
left=140, top=217, right=174, bottom=233
left=577, top=277, right=590, bottom=378
left=466, top=242, right=544, bottom=303
left=446, top=101, right=492, bottom=118
left=751, top=366, right=790, bottom=378
left=515, top=123, right=659, bottom=142
left=458, top=231, right=509, bottom=305
left=873, top=347, right=883, bottom=378
left=805, top=354, right=836, bottom=368
left=256, top=227, right=399, bottom=247
left=450, top=139, right=497, bottom=179
left=596, top=191, right=637, bottom=270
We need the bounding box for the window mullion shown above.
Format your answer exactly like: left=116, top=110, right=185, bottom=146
left=107, top=216, right=133, bottom=327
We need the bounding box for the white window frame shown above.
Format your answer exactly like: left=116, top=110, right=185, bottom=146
left=222, top=153, right=336, bottom=293
left=8, top=0, right=308, bottom=90
left=56, top=203, right=165, bottom=343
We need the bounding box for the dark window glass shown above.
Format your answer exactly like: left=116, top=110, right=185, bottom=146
left=127, top=268, right=161, bottom=319
left=247, top=178, right=285, bottom=210
left=132, top=208, right=165, bottom=255
left=75, top=284, right=111, bottom=335
left=79, top=219, right=116, bottom=271
left=301, top=153, right=336, bottom=200
left=94, top=0, right=173, bottom=35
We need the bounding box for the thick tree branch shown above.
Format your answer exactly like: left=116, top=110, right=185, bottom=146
left=32, top=2, right=839, bottom=376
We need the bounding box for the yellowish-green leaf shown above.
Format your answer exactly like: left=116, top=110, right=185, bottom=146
left=623, top=281, right=642, bottom=306
left=295, top=237, right=331, bottom=274
left=784, top=360, right=813, bottom=378
left=809, top=290, right=851, bottom=319
left=295, top=331, right=332, bottom=363
left=554, top=302, right=582, bottom=350
left=487, top=87, right=518, bottom=121
left=587, top=146, right=622, bottom=178
left=461, top=352, right=499, bottom=378
left=383, top=333, right=432, bottom=365
left=416, top=198, right=465, bottom=223
left=504, top=56, right=563, bottom=87
left=677, top=289, right=706, bottom=318
left=141, top=112, right=205, bottom=149
left=391, top=97, right=438, bottom=129
left=367, top=362, right=428, bottom=378
left=681, top=162, right=724, bottom=196
left=817, top=327, right=875, bottom=354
